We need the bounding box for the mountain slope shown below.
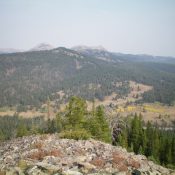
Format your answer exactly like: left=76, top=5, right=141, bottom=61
left=0, top=47, right=90, bottom=107
left=0, top=47, right=175, bottom=107
left=72, top=45, right=125, bottom=62
left=72, top=45, right=175, bottom=64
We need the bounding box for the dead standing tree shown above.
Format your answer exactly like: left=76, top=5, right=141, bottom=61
left=105, top=106, right=127, bottom=144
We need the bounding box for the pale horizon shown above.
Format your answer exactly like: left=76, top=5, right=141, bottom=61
left=0, top=0, right=175, bottom=57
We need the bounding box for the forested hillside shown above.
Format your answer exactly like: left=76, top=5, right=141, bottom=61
left=0, top=47, right=175, bottom=108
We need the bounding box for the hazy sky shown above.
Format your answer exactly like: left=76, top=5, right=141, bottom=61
left=0, top=0, right=175, bottom=56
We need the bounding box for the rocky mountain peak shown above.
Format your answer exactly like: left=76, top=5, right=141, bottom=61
left=30, top=43, right=54, bottom=51
left=0, top=134, right=174, bottom=175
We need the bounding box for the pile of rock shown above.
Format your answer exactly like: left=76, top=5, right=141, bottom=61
left=0, top=134, right=174, bottom=175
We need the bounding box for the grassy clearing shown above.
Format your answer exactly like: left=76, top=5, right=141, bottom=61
left=0, top=81, right=174, bottom=126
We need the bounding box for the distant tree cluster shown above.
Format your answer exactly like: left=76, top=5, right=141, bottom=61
left=50, top=96, right=112, bottom=143
left=0, top=97, right=111, bottom=143
left=0, top=115, right=47, bottom=140
left=115, top=114, right=175, bottom=169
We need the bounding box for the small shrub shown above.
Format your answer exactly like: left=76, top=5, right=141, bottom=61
left=18, top=159, right=28, bottom=170
left=127, top=158, right=140, bottom=169
left=73, top=147, right=86, bottom=156
left=40, top=134, right=49, bottom=140
left=28, top=150, right=47, bottom=160
left=59, top=129, right=91, bottom=140
left=116, top=164, right=128, bottom=172
left=31, top=141, right=43, bottom=149
left=166, top=164, right=175, bottom=170
left=50, top=149, right=62, bottom=157
left=28, top=149, right=62, bottom=160
left=112, top=152, right=126, bottom=164
left=112, top=151, right=128, bottom=171
left=90, top=157, right=106, bottom=168
left=148, top=156, right=159, bottom=164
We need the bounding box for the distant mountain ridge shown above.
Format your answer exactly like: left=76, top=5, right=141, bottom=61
left=0, top=45, right=175, bottom=107
left=0, top=43, right=54, bottom=54
left=72, top=45, right=175, bottom=63
left=72, top=45, right=118, bottom=62
left=1, top=43, right=175, bottom=63
left=0, top=48, right=23, bottom=54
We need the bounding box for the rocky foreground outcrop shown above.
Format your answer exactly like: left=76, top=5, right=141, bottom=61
left=0, top=134, right=174, bottom=175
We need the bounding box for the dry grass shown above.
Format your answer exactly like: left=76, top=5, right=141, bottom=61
left=127, top=158, right=140, bottom=169
left=115, top=102, right=175, bottom=125
left=28, top=150, right=47, bottom=160
left=0, top=81, right=174, bottom=125
left=112, top=152, right=128, bottom=171
left=0, top=171, right=6, bottom=175
left=40, top=134, right=49, bottom=140
left=0, top=81, right=152, bottom=118
left=112, top=152, right=126, bottom=164
left=0, top=110, right=15, bottom=117
left=50, top=149, right=62, bottom=157
left=0, top=110, right=46, bottom=118
left=32, top=141, right=43, bottom=149
left=28, top=148, right=62, bottom=160
left=115, top=164, right=128, bottom=172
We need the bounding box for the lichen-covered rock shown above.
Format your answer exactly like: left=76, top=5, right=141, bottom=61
left=0, top=134, right=174, bottom=175
left=62, top=169, right=83, bottom=175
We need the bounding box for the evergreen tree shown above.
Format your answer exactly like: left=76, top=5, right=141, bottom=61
left=159, top=137, right=166, bottom=164
left=164, top=138, right=172, bottom=164
left=145, top=121, right=154, bottom=156
left=47, top=119, right=56, bottom=133
left=141, top=131, right=147, bottom=155
left=171, top=137, right=175, bottom=165
left=152, top=128, right=160, bottom=161
left=118, top=128, right=128, bottom=148
left=55, top=114, right=63, bottom=133
left=92, top=99, right=95, bottom=117
left=16, top=121, right=28, bottom=137
left=130, top=114, right=140, bottom=153
left=65, top=96, right=87, bottom=130
left=94, top=106, right=111, bottom=143
left=0, top=130, right=5, bottom=141
left=87, top=105, right=111, bottom=143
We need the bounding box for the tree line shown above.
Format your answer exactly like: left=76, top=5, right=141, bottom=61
left=0, top=97, right=111, bottom=143
left=116, top=114, right=175, bottom=169
left=0, top=97, right=174, bottom=169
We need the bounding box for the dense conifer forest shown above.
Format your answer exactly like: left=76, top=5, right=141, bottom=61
left=116, top=114, right=175, bottom=169
left=0, top=48, right=175, bottom=108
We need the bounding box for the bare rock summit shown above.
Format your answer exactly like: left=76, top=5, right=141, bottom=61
left=0, top=134, right=174, bottom=175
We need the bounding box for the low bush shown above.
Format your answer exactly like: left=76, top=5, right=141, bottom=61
left=59, top=129, right=91, bottom=140
left=18, top=159, right=28, bottom=170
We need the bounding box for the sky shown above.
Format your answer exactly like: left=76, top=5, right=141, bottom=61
left=0, top=0, right=175, bottom=56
